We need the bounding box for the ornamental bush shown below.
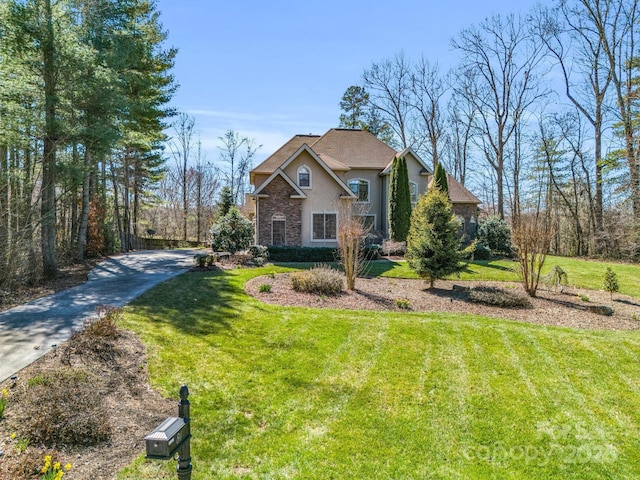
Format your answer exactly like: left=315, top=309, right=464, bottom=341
left=477, top=215, right=513, bottom=257
left=468, top=286, right=532, bottom=309
left=210, top=207, right=254, bottom=254
left=290, top=266, right=343, bottom=295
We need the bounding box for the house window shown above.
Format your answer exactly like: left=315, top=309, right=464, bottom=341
left=355, top=215, right=376, bottom=231
left=348, top=179, right=369, bottom=202
left=298, top=166, right=311, bottom=188
left=470, top=215, right=477, bottom=236
left=410, top=182, right=418, bottom=204
left=456, top=215, right=465, bottom=235
left=312, top=212, right=337, bottom=240
left=272, top=213, right=286, bottom=246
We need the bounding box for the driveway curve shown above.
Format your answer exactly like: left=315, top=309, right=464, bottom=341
left=0, top=249, right=199, bottom=382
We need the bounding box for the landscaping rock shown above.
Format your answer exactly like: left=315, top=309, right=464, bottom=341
left=586, top=305, right=614, bottom=316
left=452, top=284, right=468, bottom=292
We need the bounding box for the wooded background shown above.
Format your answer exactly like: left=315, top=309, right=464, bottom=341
left=1, top=0, right=640, bottom=292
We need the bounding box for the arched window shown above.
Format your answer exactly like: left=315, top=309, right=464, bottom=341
left=298, top=165, right=311, bottom=188
left=348, top=178, right=370, bottom=202
left=410, top=182, right=418, bottom=204
left=456, top=215, right=465, bottom=235
left=272, top=213, right=286, bottom=245
left=469, top=215, right=477, bottom=236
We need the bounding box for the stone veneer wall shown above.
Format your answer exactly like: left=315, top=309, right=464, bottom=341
left=257, top=176, right=303, bottom=246
left=452, top=203, right=479, bottom=242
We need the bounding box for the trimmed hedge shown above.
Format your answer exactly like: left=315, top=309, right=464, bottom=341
left=267, top=246, right=337, bottom=263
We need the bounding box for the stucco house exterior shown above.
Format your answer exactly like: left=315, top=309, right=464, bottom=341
left=248, top=128, right=480, bottom=248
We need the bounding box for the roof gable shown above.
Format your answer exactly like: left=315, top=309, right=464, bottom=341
left=251, top=134, right=320, bottom=180
left=252, top=169, right=306, bottom=198
left=253, top=144, right=356, bottom=199
left=381, top=148, right=432, bottom=175
left=279, top=144, right=356, bottom=198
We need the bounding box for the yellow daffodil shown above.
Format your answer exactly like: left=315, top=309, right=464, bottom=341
left=10, top=432, right=16, bottom=439
left=1, top=388, right=8, bottom=397
left=53, top=461, right=61, bottom=470
left=41, top=455, right=53, bottom=473
left=65, top=463, right=72, bottom=471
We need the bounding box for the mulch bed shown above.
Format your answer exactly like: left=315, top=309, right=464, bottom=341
left=246, top=274, right=640, bottom=331
left=0, top=328, right=174, bottom=480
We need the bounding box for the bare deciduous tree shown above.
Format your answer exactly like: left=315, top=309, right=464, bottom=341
left=445, top=76, right=478, bottom=187
left=337, top=204, right=372, bottom=291
left=578, top=0, right=640, bottom=225
left=512, top=213, right=555, bottom=297
left=452, top=13, right=547, bottom=219
left=169, top=112, right=196, bottom=242
left=363, top=52, right=415, bottom=150
left=217, top=130, right=260, bottom=205
left=410, top=57, right=448, bottom=170
left=532, top=1, right=612, bottom=244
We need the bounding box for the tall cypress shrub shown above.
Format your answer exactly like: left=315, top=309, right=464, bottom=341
left=433, top=162, right=449, bottom=194
left=388, top=156, right=412, bottom=241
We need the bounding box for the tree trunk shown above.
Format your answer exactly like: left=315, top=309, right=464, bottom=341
left=41, top=0, right=58, bottom=279
left=182, top=153, right=188, bottom=242
left=77, top=149, right=93, bottom=261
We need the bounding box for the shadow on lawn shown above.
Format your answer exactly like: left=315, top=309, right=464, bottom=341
left=362, top=258, right=401, bottom=277
left=462, top=260, right=515, bottom=275
left=132, top=268, right=241, bottom=336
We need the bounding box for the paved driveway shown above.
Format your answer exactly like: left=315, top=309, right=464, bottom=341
left=0, top=249, right=199, bottom=382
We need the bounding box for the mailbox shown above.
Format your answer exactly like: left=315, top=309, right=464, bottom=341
left=145, top=417, right=191, bottom=460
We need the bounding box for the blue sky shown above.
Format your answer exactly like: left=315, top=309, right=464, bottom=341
left=155, top=0, right=541, bottom=165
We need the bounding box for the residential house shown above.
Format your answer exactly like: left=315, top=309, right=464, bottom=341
left=248, top=128, right=480, bottom=247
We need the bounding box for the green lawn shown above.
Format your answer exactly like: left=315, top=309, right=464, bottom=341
left=362, top=255, right=640, bottom=297
left=117, top=266, right=640, bottom=479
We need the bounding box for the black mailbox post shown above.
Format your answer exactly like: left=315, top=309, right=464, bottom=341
left=145, top=385, right=192, bottom=479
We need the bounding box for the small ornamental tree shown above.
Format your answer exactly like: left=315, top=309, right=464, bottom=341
left=406, top=188, right=469, bottom=288
left=338, top=214, right=370, bottom=290
left=433, top=162, right=449, bottom=194
left=388, top=156, right=411, bottom=241
left=603, top=267, right=619, bottom=300
left=210, top=207, right=254, bottom=253
left=511, top=214, right=554, bottom=297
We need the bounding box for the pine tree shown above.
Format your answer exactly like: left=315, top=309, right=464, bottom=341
left=603, top=267, right=619, bottom=300
left=339, top=85, right=369, bottom=129
left=218, top=186, right=235, bottom=218
left=406, top=188, right=468, bottom=288
left=433, top=162, right=449, bottom=194
left=388, top=156, right=411, bottom=241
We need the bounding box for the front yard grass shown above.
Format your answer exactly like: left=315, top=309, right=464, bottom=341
left=364, top=255, right=640, bottom=298
left=117, top=266, right=640, bottom=479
